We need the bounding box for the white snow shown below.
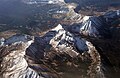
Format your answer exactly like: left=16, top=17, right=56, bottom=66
left=52, top=24, right=63, bottom=32
left=82, top=16, right=90, bottom=22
